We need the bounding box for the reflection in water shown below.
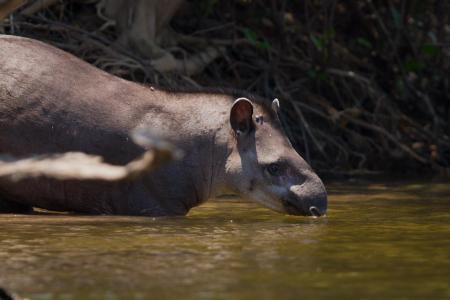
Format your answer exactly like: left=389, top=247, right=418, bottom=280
left=0, top=182, right=449, bottom=300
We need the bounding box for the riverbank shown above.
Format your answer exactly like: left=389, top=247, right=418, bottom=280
left=1, top=1, right=449, bottom=175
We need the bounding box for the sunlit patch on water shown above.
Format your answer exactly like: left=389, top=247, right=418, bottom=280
left=0, top=181, right=449, bottom=300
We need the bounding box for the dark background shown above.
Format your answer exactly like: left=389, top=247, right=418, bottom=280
left=1, top=0, right=449, bottom=177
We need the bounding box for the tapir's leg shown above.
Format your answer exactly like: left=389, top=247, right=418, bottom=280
left=0, top=197, right=33, bottom=214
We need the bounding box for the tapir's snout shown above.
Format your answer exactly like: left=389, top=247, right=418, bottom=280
left=282, top=174, right=328, bottom=217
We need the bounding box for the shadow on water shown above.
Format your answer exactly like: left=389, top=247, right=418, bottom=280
left=0, top=181, right=449, bottom=300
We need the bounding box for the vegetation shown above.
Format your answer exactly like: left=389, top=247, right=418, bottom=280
left=1, top=0, right=449, bottom=176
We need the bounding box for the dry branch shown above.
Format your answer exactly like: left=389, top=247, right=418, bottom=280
left=0, top=129, right=181, bottom=182
left=0, top=0, right=26, bottom=21
left=21, top=0, right=58, bottom=15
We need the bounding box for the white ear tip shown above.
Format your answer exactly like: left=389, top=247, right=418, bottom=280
left=234, top=97, right=252, bottom=105
left=272, top=98, right=280, bottom=111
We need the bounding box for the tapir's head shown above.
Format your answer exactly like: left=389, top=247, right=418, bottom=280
left=225, top=97, right=327, bottom=217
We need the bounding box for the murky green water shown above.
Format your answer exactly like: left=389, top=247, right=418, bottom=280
left=0, top=182, right=449, bottom=300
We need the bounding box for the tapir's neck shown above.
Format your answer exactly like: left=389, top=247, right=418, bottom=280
left=135, top=89, right=234, bottom=209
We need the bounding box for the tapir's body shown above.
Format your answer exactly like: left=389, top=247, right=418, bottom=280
left=0, top=35, right=327, bottom=216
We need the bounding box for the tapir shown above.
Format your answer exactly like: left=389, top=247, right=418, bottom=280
left=0, top=35, right=327, bottom=217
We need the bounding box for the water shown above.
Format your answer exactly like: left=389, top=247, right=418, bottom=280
left=0, top=182, right=449, bottom=300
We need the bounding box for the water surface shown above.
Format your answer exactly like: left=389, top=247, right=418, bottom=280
left=0, top=182, right=449, bottom=299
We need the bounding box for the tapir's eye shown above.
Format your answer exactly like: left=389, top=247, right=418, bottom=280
left=267, top=163, right=281, bottom=176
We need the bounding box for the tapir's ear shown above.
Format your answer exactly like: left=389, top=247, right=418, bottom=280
left=272, top=98, right=280, bottom=113
left=230, top=98, right=254, bottom=136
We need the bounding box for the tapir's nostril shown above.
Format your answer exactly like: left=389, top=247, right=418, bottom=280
left=309, top=206, right=322, bottom=217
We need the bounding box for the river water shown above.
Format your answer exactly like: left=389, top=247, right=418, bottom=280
left=0, top=181, right=449, bottom=300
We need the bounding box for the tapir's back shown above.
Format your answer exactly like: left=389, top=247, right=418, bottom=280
left=0, top=35, right=158, bottom=214
left=0, top=35, right=224, bottom=216
left=0, top=35, right=145, bottom=162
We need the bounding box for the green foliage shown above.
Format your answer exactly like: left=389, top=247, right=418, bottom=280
left=403, top=60, right=425, bottom=73
left=390, top=7, right=402, bottom=29
left=308, top=69, right=328, bottom=82
left=243, top=28, right=271, bottom=50
left=310, top=34, right=324, bottom=51
left=356, top=37, right=372, bottom=49
left=310, top=29, right=335, bottom=52
left=199, top=0, right=219, bottom=17
left=421, top=44, right=440, bottom=57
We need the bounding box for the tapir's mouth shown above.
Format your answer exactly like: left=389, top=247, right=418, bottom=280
left=281, top=198, right=325, bottom=217
left=281, top=198, right=309, bottom=216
